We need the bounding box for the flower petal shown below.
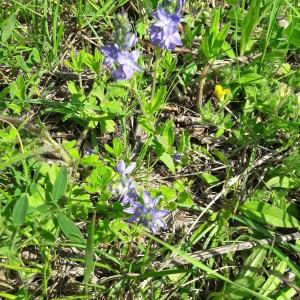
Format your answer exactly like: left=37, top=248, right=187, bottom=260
left=155, top=209, right=169, bottom=218
left=125, top=162, right=136, bottom=174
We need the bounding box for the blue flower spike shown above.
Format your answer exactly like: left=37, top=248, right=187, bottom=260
left=101, top=13, right=141, bottom=80
left=115, top=160, right=138, bottom=206
left=124, top=192, right=169, bottom=233
left=149, top=0, right=184, bottom=50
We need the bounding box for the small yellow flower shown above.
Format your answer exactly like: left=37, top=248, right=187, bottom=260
left=279, top=83, right=290, bottom=98
left=215, top=84, right=231, bottom=102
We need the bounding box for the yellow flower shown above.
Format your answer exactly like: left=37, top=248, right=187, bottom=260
left=215, top=84, right=231, bottom=102
left=279, top=83, right=290, bottom=98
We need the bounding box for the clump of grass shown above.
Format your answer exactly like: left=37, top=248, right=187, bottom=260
left=0, top=0, right=300, bottom=299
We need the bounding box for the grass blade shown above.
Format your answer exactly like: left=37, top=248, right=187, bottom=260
left=84, top=211, right=96, bottom=291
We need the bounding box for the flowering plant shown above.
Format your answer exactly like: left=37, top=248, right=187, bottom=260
left=113, top=160, right=169, bottom=233
left=149, top=0, right=184, bottom=50
left=101, top=13, right=142, bottom=80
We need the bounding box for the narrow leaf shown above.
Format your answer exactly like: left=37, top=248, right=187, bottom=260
left=57, top=213, right=85, bottom=244
left=1, top=14, right=16, bottom=43
left=260, top=261, right=287, bottom=296
left=266, top=176, right=298, bottom=189
left=240, top=0, right=261, bottom=54
left=159, top=153, right=176, bottom=174
left=52, top=166, right=68, bottom=203
left=84, top=212, right=96, bottom=287
left=241, top=201, right=300, bottom=229
left=12, top=194, right=29, bottom=226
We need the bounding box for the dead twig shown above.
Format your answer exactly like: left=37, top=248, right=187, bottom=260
left=172, top=232, right=300, bottom=265
left=197, top=64, right=211, bottom=110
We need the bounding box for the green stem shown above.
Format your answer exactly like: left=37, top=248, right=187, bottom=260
left=151, top=49, right=162, bottom=102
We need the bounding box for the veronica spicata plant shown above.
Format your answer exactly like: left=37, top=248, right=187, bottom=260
left=114, top=161, right=169, bottom=233
left=124, top=192, right=169, bottom=233
left=101, top=13, right=141, bottom=80
left=149, top=0, right=184, bottom=50
left=115, top=160, right=138, bottom=206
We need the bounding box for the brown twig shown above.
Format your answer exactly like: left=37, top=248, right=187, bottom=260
left=0, top=116, right=40, bottom=134
left=197, top=63, right=211, bottom=111
left=172, top=232, right=300, bottom=265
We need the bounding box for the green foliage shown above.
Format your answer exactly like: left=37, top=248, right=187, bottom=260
left=0, top=0, right=299, bottom=298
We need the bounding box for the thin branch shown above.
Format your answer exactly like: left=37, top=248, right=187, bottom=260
left=172, top=232, right=300, bottom=265
left=197, top=64, right=210, bottom=110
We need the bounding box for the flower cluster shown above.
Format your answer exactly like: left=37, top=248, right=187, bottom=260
left=101, top=1, right=185, bottom=81
left=115, top=160, right=137, bottom=206
left=101, top=13, right=141, bottom=81
left=124, top=192, right=169, bottom=233
left=149, top=0, right=184, bottom=50
left=114, top=160, right=169, bottom=233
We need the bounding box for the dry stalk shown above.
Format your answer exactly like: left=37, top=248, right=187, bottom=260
left=197, top=63, right=210, bottom=110
left=172, top=232, right=300, bottom=265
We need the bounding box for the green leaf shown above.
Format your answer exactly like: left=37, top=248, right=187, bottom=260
left=1, top=14, right=16, bottom=43
left=84, top=212, right=95, bottom=287
left=147, top=86, right=167, bottom=114
left=260, top=261, right=287, bottom=297
left=275, top=285, right=298, bottom=300
left=287, top=22, right=300, bottom=47
left=240, top=0, right=261, bottom=55
left=222, top=41, right=236, bottom=59
left=99, top=119, right=115, bottom=133
left=200, top=172, right=220, bottom=185
left=259, top=0, right=283, bottom=65
left=136, top=21, right=147, bottom=35
left=221, top=248, right=267, bottom=300
left=218, top=276, right=265, bottom=300
left=56, top=213, right=85, bottom=244
left=106, top=85, right=128, bottom=99
left=161, top=120, right=175, bottom=147
left=16, top=55, right=31, bottom=72
left=0, top=292, right=17, bottom=299
left=241, top=201, right=300, bottom=229
left=266, top=176, right=298, bottom=189
left=10, top=74, right=26, bottom=100
left=239, top=72, right=265, bottom=84
left=112, top=137, right=124, bottom=158
left=159, top=153, right=176, bottom=174
left=138, top=117, right=155, bottom=134
left=178, top=131, right=190, bottom=153
left=201, top=35, right=211, bottom=59
left=12, top=194, right=29, bottom=226
left=241, top=247, right=267, bottom=278
left=100, top=100, right=123, bottom=114
left=52, top=166, right=68, bottom=203
left=210, top=8, right=221, bottom=36
left=213, top=22, right=231, bottom=54
left=67, top=81, right=81, bottom=95
left=178, top=191, right=194, bottom=208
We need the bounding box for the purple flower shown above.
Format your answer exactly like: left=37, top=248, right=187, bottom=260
left=173, top=153, right=181, bottom=162
left=149, top=1, right=184, bottom=50
left=84, top=148, right=96, bottom=156
left=101, top=13, right=142, bottom=81
left=113, top=50, right=142, bottom=80
left=114, top=13, right=138, bottom=51
left=124, top=192, right=169, bottom=233
left=116, top=177, right=138, bottom=206
left=116, top=160, right=136, bottom=178
left=122, top=32, right=138, bottom=50
left=115, top=160, right=137, bottom=205
left=101, top=44, right=119, bottom=67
